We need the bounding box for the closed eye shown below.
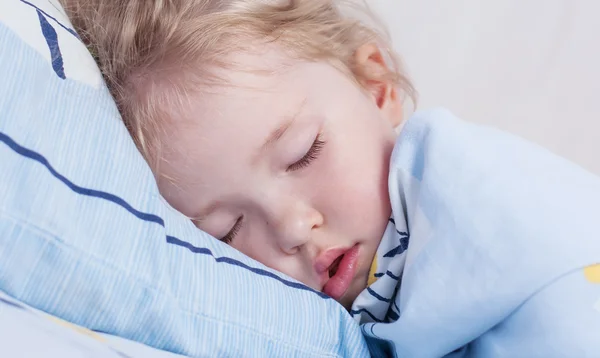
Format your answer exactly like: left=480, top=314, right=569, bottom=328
left=287, top=134, right=325, bottom=172
left=220, top=216, right=243, bottom=244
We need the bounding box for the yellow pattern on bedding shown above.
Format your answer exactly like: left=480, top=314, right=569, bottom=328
left=584, top=264, right=600, bottom=284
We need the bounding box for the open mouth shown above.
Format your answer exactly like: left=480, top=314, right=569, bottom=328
left=321, top=244, right=361, bottom=300
left=328, top=254, right=344, bottom=278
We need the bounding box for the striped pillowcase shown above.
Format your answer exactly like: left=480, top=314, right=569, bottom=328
left=0, top=1, right=369, bottom=356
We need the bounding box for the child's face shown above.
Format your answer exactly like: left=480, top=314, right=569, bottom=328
left=159, top=48, right=401, bottom=308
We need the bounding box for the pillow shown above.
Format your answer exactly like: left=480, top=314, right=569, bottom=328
left=0, top=1, right=369, bottom=356
left=0, top=290, right=187, bottom=358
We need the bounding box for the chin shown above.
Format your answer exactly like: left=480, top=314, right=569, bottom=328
left=339, top=275, right=369, bottom=310
left=339, top=295, right=355, bottom=311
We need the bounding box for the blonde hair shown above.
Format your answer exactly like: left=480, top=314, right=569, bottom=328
left=61, top=0, right=415, bottom=172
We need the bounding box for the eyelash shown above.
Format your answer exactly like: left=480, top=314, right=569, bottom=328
left=287, top=134, right=325, bottom=172
left=220, top=135, right=326, bottom=244
left=221, top=215, right=243, bottom=244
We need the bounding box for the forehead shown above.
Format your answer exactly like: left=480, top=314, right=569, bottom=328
left=158, top=56, right=306, bottom=189
left=182, top=64, right=305, bottom=154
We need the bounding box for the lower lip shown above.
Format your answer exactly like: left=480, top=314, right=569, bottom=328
left=322, top=245, right=360, bottom=300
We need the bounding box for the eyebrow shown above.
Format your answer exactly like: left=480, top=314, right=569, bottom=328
left=191, top=200, right=220, bottom=224
left=258, top=98, right=307, bottom=155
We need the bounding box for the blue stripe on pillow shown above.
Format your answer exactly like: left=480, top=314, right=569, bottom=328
left=0, top=130, right=330, bottom=300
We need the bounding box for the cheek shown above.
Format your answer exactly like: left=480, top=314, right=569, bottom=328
left=312, top=140, right=391, bottom=229
left=234, top=236, right=312, bottom=284
left=332, top=170, right=389, bottom=220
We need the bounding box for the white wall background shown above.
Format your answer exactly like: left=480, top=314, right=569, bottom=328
left=368, top=0, right=600, bottom=175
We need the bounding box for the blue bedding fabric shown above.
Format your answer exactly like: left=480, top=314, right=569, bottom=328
left=0, top=290, right=187, bottom=358
left=354, top=109, right=600, bottom=357
left=0, top=1, right=369, bottom=357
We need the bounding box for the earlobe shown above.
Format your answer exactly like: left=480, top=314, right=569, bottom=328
left=385, top=86, right=403, bottom=127
left=354, top=43, right=403, bottom=127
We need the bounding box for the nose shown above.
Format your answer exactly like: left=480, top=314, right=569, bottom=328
left=271, top=198, right=323, bottom=255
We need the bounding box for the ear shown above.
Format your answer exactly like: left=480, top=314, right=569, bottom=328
left=354, top=43, right=403, bottom=127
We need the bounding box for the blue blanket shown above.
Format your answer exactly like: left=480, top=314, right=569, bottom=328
left=363, top=109, right=600, bottom=357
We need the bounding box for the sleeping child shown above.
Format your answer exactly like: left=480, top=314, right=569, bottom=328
left=62, top=0, right=600, bottom=356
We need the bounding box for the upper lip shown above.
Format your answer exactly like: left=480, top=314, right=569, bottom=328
left=314, top=246, right=352, bottom=276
